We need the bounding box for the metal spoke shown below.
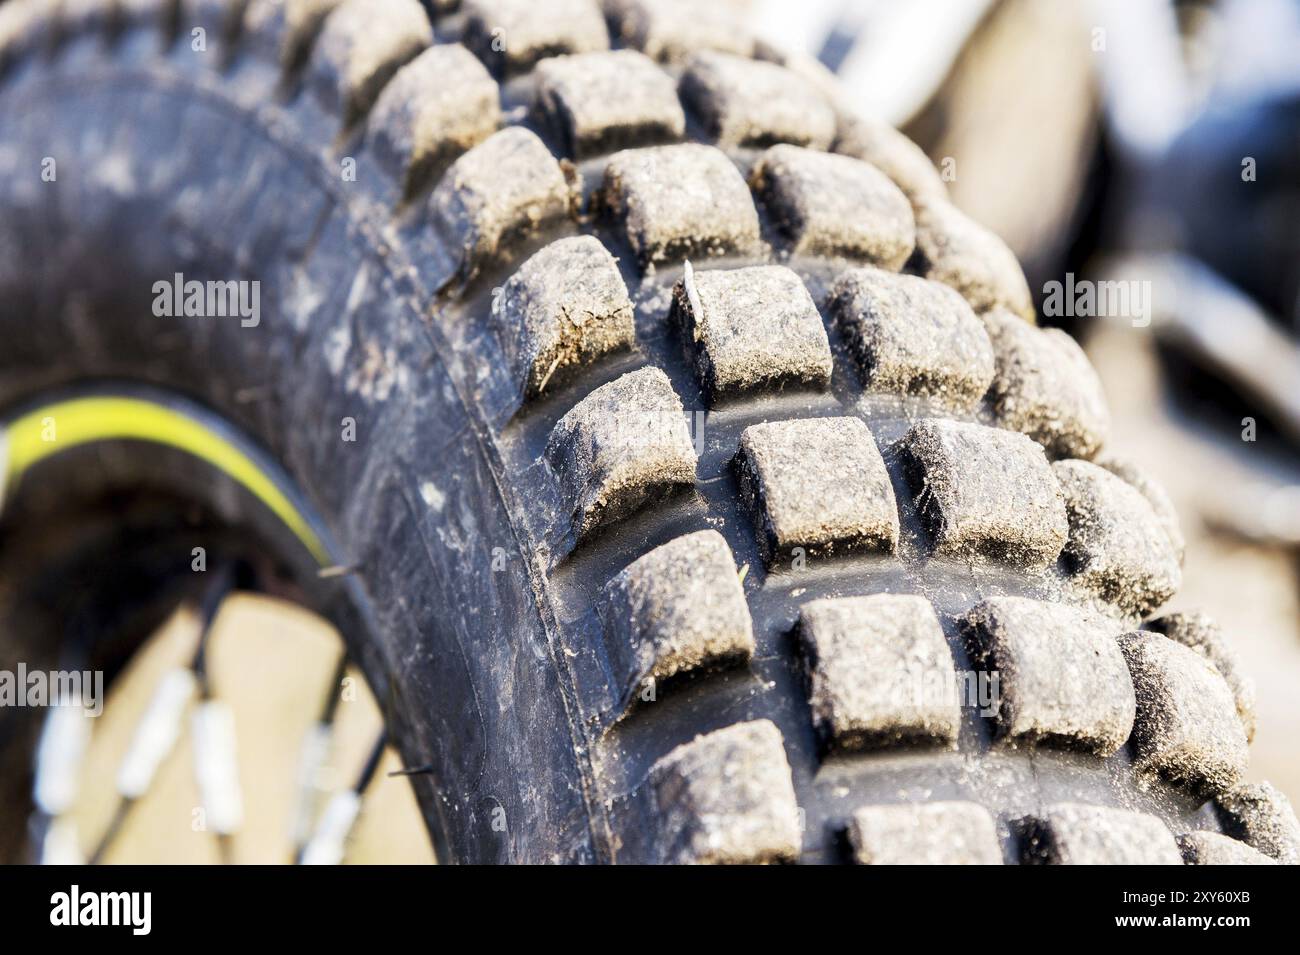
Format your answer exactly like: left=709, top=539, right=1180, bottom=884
left=88, top=566, right=235, bottom=865
left=30, top=615, right=100, bottom=865
left=290, top=652, right=349, bottom=860
left=299, top=732, right=386, bottom=866
left=24, top=558, right=426, bottom=865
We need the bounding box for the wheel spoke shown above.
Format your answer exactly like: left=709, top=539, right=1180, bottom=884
left=89, top=567, right=236, bottom=864
left=299, top=732, right=386, bottom=866
left=290, top=653, right=349, bottom=858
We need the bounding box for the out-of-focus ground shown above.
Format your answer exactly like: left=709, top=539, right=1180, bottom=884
left=77, top=595, right=434, bottom=864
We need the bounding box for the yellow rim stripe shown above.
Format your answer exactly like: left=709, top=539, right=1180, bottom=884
left=3, top=397, right=328, bottom=564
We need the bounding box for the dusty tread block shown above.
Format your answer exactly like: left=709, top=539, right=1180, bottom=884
left=430, top=127, right=573, bottom=277
left=679, top=51, right=835, bottom=150
left=603, top=144, right=760, bottom=267
left=1119, top=631, right=1248, bottom=794
left=601, top=530, right=753, bottom=705
left=60, top=0, right=123, bottom=37
left=535, top=50, right=684, bottom=159
left=189, top=0, right=243, bottom=48
left=463, top=0, right=608, bottom=76
left=671, top=264, right=831, bottom=405
left=833, top=113, right=947, bottom=203
left=492, top=236, right=635, bottom=400
left=244, top=0, right=340, bottom=67
left=0, top=8, right=29, bottom=59
left=1148, top=612, right=1254, bottom=742
left=1021, top=804, right=1182, bottom=865
left=830, top=267, right=994, bottom=408
left=736, top=416, right=898, bottom=565
left=751, top=144, right=914, bottom=267
left=29, top=1, right=123, bottom=57
left=1098, top=456, right=1185, bottom=564
left=309, top=0, right=430, bottom=123
left=983, top=308, right=1110, bottom=460
left=545, top=366, right=696, bottom=537
left=1178, top=831, right=1276, bottom=865
left=0, top=0, right=47, bottom=67
left=1054, top=459, right=1182, bottom=618
left=849, top=802, right=1002, bottom=865
left=962, top=596, right=1135, bottom=754
left=914, top=196, right=1034, bottom=320
left=755, top=46, right=841, bottom=98
left=605, top=0, right=755, bottom=64
left=799, top=594, right=959, bottom=751
left=648, top=720, right=800, bottom=864
left=900, top=419, right=1067, bottom=568
left=1214, top=782, right=1300, bottom=864
left=366, top=44, right=500, bottom=198
left=118, top=0, right=181, bottom=30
